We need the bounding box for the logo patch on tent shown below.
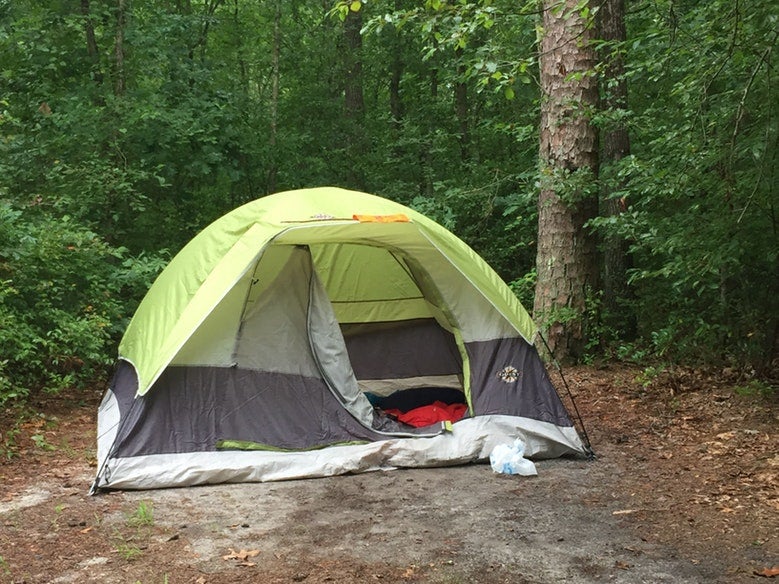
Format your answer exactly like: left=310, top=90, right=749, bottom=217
left=497, top=366, right=520, bottom=384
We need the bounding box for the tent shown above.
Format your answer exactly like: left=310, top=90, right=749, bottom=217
left=92, top=187, right=588, bottom=492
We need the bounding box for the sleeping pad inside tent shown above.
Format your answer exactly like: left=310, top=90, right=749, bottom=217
left=92, top=187, right=589, bottom=492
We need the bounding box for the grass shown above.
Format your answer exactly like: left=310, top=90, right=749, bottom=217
left=1, top=425, right=20, bottom=459
left=115, top=540, right=143, bottom=561
left=50, top=503, right=66, bottom=529
left=734, top=380, right=776, bottom=399
left=113, top=500, right=156, bottom=561
left=126, top=500, right=154, bottom=528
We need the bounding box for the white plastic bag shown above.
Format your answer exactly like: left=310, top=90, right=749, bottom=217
left=489, top=439, right=538, bottom=476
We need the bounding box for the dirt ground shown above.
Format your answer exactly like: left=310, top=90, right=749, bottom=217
left=1, top=364, right=777, bottom=584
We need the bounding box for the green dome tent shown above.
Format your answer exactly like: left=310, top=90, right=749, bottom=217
left=93, top=187, right=588, bottom=491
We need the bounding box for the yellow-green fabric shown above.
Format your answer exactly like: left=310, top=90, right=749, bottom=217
left=119, top=187, right=537, bottom=396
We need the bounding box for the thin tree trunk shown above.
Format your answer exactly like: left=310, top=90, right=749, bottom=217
left=388, top=2, right=406, bottom=175
left=419, top=39, right=439, bottom=197
left=389, top=24, right=404, bottom=132
left=344, top=8, right=365, bottom=117
left=599, top=0, right=635, bottom=338
left=343, top=6, right=366, bottom=189
left=185, top=0, right=223, bottom=64
left=430, top=56, right=439, bottom=99
left=114, top=0, right=126, bottom=96
left=233, top=0, right=248, bottom=91
left=534, top=0, right=600, bottom=363
left=389, top=60, right=403, bottom=129
left=267, top=1, right=281, bottom=193
left=454, top=47, right=469, bottom=162
left=81, top=0, right=103, bottom=86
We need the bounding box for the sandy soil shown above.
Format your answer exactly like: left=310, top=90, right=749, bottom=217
left=1, top=364, right=777, bottom=583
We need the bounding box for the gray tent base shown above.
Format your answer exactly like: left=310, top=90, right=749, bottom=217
left=95, top=403, right=582, bottom=491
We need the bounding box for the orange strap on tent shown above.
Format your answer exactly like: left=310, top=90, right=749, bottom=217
left=352, top=213, right=410, bottom=223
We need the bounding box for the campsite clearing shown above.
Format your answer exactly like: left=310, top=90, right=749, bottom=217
left=1, top=365, right=776, bottom=583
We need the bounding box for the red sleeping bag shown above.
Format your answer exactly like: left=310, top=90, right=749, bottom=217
left=384, top=401, right=468, bottom=428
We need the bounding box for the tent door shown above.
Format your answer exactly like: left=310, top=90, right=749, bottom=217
left=305, top=246, right=375, bottom=426
left=303, top=245, right=447, bottom=437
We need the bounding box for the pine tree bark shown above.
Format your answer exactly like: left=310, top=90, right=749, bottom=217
left=599, top=0, right=635, bottom=338
left=534, top=0, right=600, bottom=363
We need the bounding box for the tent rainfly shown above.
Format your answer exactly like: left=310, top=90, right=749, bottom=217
left=92, top=187, right=589, bottom=492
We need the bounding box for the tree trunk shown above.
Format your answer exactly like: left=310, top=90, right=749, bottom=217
left=454, top=47, right=469, bottom=162
left=267, top=1, right=281, bottom=193
left=389, top=29, right=403, bottom=132
left=419, top=38, right=438, bottom=198
left=114, top=0, right=126, bottom=96
left=185, top=0, right=223, bottom=65
left=81, top=0, right=103, bottom=86
left=388, top=2, right=407, bottom=181
left=343, top=6, right=366, bottom=189
left=233, top=0, right=248, bottom=91
left=598, top=0, right=635, bottom=338
left=389, top=54, right=403, bottom=130
left=534, top=0, right=600, bottom=363
left=343, top=8, right=365, bottom=118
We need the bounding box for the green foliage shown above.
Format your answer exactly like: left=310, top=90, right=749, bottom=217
left=1, top=422, right=21, bottom=460
left=734, top=380, right=776, bottom=399
left=579, top=288, right=621, bottom=364
left=0, top=0, right=774, bottom=400
left=538, top=166, right=599, bottom=206
left=408, top=174, right=538, bottom=282
left=127, top=500, right=155, bottom=528
left=509, top=269, right=536, bottom=310
left=31, top=433, right=55, bottom=451
left=634, top=365, right=666, bottom=389
left=590, top=0, right=778, bottom=370
left=113, top=500, right=155, bottom=562
left=115, top=540, right=143, bottom=561
left=0, top=199, right=167, bottom=404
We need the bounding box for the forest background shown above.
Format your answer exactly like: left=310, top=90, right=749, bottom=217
left=0, top=0, right=776, bottom=407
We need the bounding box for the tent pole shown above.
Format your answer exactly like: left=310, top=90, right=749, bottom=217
left=537, top=331, right=595, bottom=457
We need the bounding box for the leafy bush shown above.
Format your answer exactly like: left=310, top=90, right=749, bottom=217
left=0, top=199, right=167, bottom=405
left=409, top=175, right=539, bottom=285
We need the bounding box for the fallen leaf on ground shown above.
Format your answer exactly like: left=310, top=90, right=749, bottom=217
left=222, top=548, right=260, bottom=561
left=754, top=566, right=779, bottom=578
